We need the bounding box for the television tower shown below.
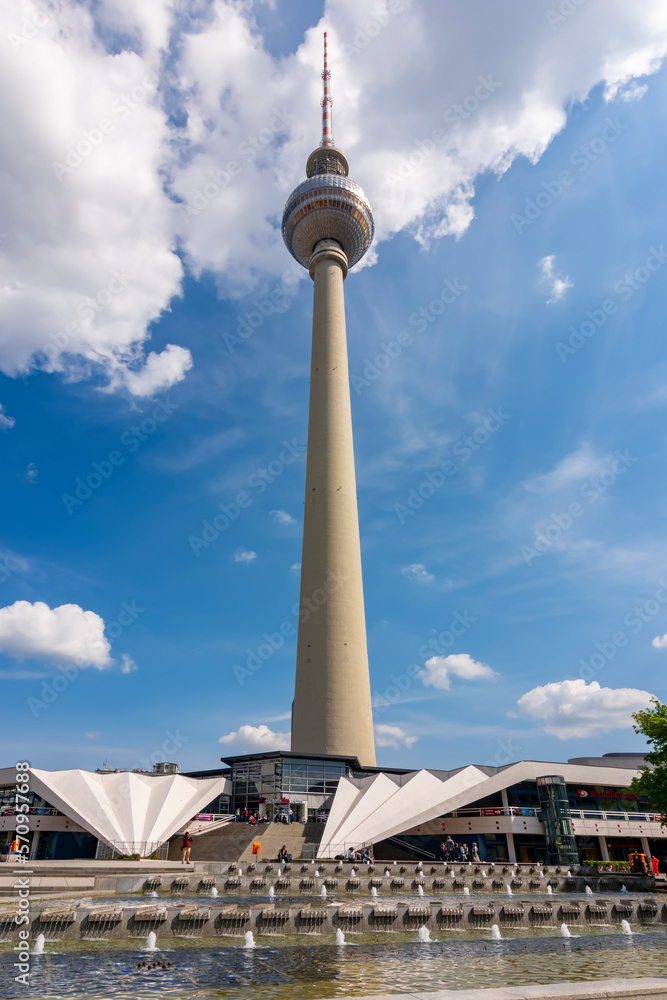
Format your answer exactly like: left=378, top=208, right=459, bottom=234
left=282, top=32, right=376, bottom=766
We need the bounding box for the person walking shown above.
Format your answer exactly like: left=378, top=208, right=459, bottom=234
left=458, top=843, right=466, bottom=862
left=181, top=831, right=193, bottom=864
left=445, top=836, right=454, bottom=862
left=438, top=841, right=447, bottom=862
left=289, top=809, right=294, bottom=824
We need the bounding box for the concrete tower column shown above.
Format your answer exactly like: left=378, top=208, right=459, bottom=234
left=291, top=241, right=376, bottom=766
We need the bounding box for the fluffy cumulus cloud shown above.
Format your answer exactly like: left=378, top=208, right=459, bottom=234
left=418, top=652, right=499, bottom=690
left=1, top=0, right=666, bottom=397
left=401, top=563, right=435, bottom=584
left=652, top=634, right=667, bottom=648
left=517, top=678, right=654, bottom=739
left=0, top=600, right=112, bottom=668
left=219, top=723, right=290, bottom=751
left=374, top=724, right=417, bottom=749
left=0, top=0, right=187, bottom=396
left=234, top=549, right=257, bottom=563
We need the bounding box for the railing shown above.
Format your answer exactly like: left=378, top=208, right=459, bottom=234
left=386, top=836, right=436, bottom=859
left=570, top=809, right=663, bottom=823
left=95, top=840, right=169, bottom=860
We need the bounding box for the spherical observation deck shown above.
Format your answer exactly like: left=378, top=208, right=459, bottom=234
left=282, top=148, right=374, bottom=270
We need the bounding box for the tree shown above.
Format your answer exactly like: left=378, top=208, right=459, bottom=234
left=631, top=698, right=667, bottom=823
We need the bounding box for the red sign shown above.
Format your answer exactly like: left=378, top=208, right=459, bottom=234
left=481, top=807, right=502, bottom=816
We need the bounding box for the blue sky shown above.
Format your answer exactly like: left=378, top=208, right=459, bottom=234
left=2, top=0, right=667, bottom=772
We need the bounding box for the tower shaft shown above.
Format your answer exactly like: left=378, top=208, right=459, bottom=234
left=291, top=241, right=376, bottom=766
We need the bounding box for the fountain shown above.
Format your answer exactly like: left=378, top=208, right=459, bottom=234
left=620, top=884, right=629, bottom=894
left=351, top=868, right=356, bottom=876
left=384, top=868, right=390, bottom=876
left=336, top=928, right=346, bottom=946
left=547, top=885, right=553, bottom=894
left=243, top=931, right=256, bottom=949
left=621, top=919, right=633, bottom=935
left=560, top=923, right=571, bottom=938
left=268, top=886, right=275, bottom=898
left=506, top=885, right=513, bottom=895
left=417, top=885, right=424, bottom=896
left=463, top=886, right=470, bottom=896
left=371, top=887, right=378, bottom=896
left=237, top=868, right=242, bottom=877
left=210, top=887, right=218, bottom=897
left=585, top=885, right=593, bottom=895
left=149, top=891, right=158, bottom=897
left=144, top=931, right=158, bottom=952
left=277, top=869, right=281, bottom=876
left=32, top=934, right=45, bottom=955
left=320, top=885, right=327, bottom=898
left=491, top=924, right=502, bottom=941
left=418, top=926, right=431, bottom=943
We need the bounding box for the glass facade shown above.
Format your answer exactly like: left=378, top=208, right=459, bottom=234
left=229, top=756, right=353, bottom=821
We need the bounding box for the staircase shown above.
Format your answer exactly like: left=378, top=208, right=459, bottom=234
left=167, top=821, right=258, bottom=863
left=239, top=822, right=324, bottom=862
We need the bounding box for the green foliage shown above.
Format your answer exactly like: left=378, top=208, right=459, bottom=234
left=631, top=698, right=667, bottom=823
left=583, top=860, right=629, bottom=871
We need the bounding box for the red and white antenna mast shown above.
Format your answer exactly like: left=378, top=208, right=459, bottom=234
left=321, top=31, right=333, bottom=147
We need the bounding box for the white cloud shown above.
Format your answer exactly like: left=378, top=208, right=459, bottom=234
left=25, top=463, right=38, bottom=482
left=539, top=255, right=573, bottom=304
left=234, top=549, right=257, bottom=563
left=270, top=509, right=297, bottom=526
left=2, top=0, right=667, bottom=393
left=516, top=678, right=654, bottom=739
left=0, top=404, right=15, bottom=430
left=219, top=723, right=290, bottom=751
left=652, top=634, right=667, bottom=649
left=523, top=442, right=605, bottom=497
left=168, top=0, right=667, bottom=285
left=109, top=345, right=193, bottom=397
left=120, top=653, right=138, bottom=673
left=402, top=563, right=435, bottom=584
left=0, top=1, right=184, bottom=395
left=374, top=724, right=417, bottom=750
left=84, top=731, right=100, bottom=739
left=418, top=652, right=499, bottom=690
left=291, top=563, right=301, bottom=574
left=0, top=600, right=112, bottom=668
